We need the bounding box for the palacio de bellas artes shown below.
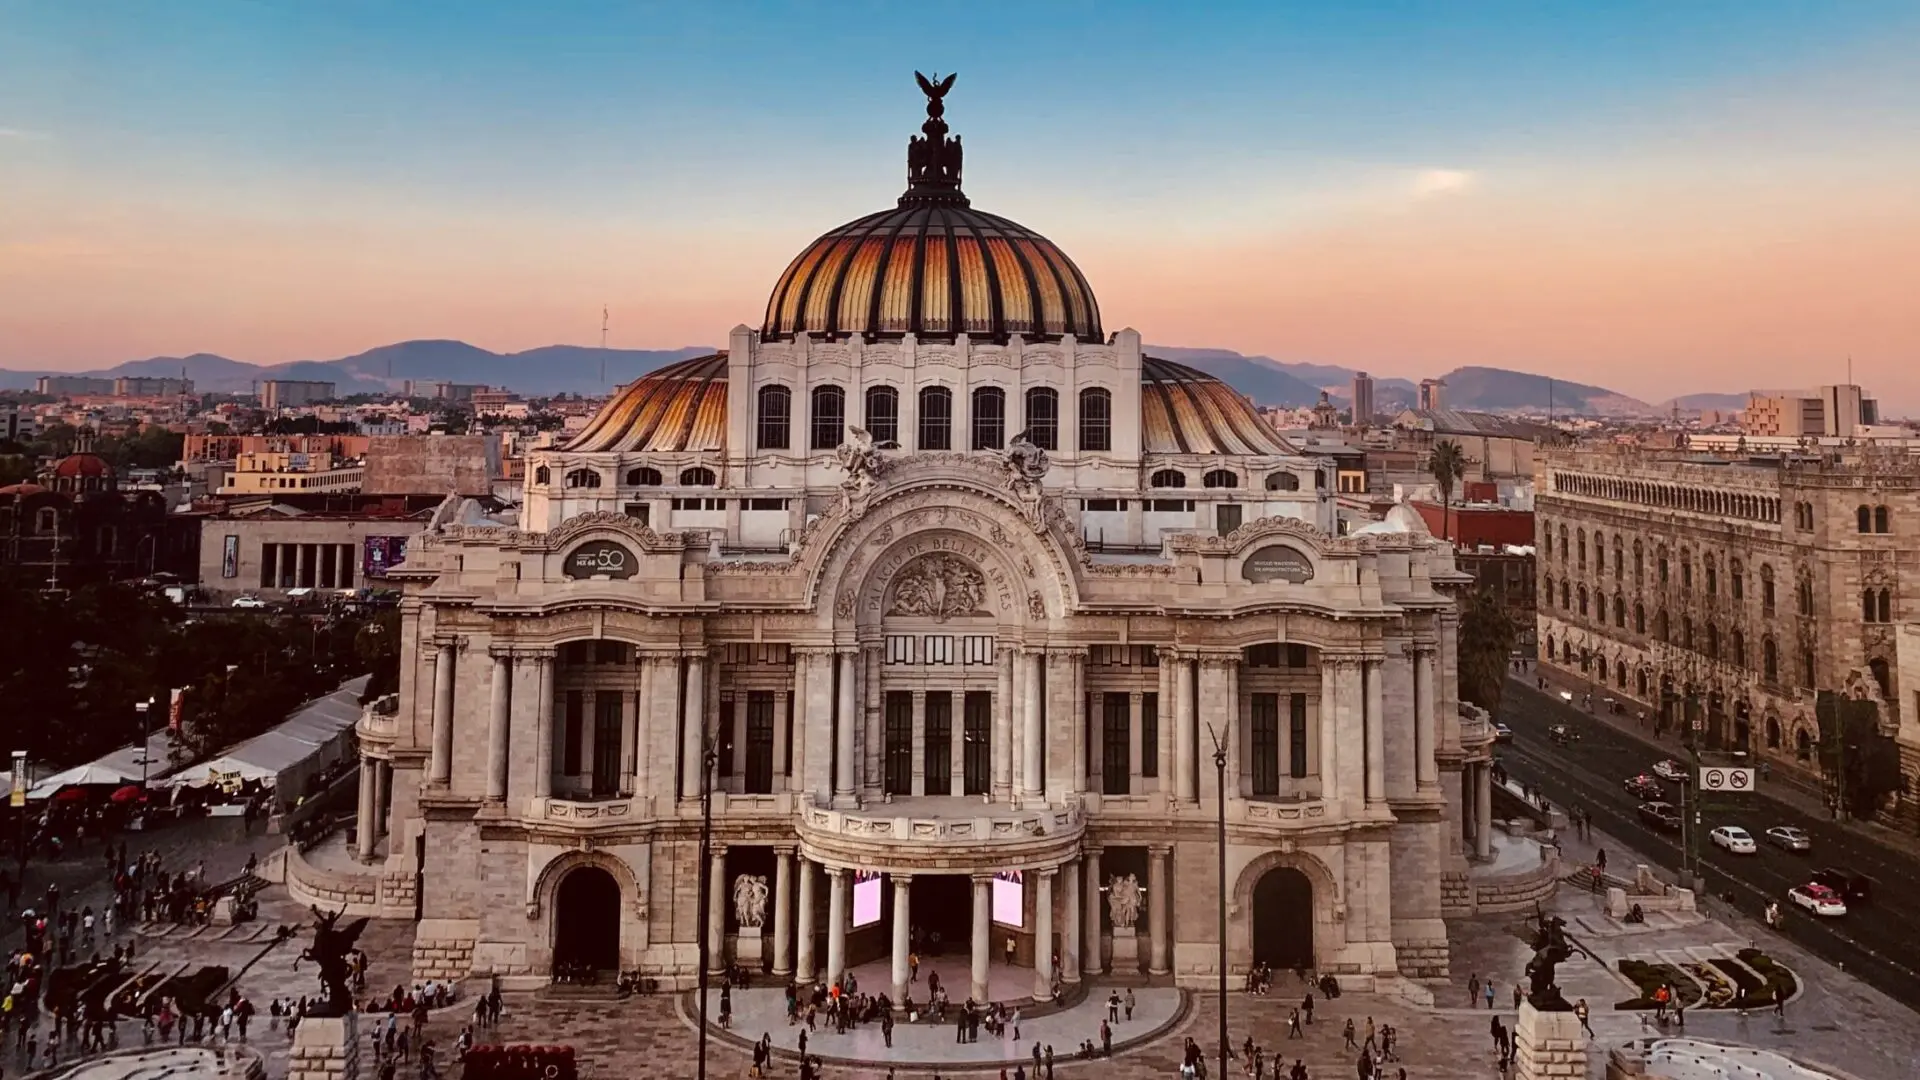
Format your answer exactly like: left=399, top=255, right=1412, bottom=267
left=331, top=75, right=1496, bottom=999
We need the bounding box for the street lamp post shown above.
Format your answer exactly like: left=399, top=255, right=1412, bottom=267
left=9, top=750, right=27, bottom=871
left=134, top=699, right=154, bottom=788
left=694, top=735, right=719, bottom=1080
left=1207, top=723, right=1229, bottom=1080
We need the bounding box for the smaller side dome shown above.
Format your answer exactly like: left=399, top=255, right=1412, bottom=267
left=564, top=354, right=728, bottom=454
left=52, top=453, right=111, bottom=479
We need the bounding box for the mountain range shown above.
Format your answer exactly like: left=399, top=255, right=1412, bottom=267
left=3, top=339, right=1742, bottom=417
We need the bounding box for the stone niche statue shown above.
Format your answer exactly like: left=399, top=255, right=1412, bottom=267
left=733, top=873, right=769, bottom=931
left=1106, top=873, right=1143, bottom=930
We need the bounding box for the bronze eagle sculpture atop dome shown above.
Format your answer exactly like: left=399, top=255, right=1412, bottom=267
left=915, top=71, right=956, bottom=118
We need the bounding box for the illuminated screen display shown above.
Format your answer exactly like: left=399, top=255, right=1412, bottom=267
left=852, top=871, right=883, bottom=927
left=992, top=870, right=1023, bottom=927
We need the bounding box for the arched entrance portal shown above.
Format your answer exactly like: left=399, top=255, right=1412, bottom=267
left=1251, top=867, right=1314, bottom=971
left=553, top=866, right=621, bottom=972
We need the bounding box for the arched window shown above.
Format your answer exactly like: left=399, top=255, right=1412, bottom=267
left=757, top=384, right=792, bottom=450
left=1024, top=387, right=1059, bottom=450
left=1265, top=472, right=1301, bottom=491
left=1595, top=594, right=1606, bottom=623
left=1613, top=538, right=1623, bottom=579
left=1150, top=469, right=1187, bottom=489
left=534, top=465, right=551, bottom=485
left=1704, top=555, right=1717, bottom=595
left=1801, top=648, right=1816, bottom=688
left=1633, top=540, right=1644, bottom=580
left=1637, top=669, right=1650, bottom=698
left=1763, top=638, right=1778, bottom=682
left=1870, top=656, right=1891, bottom=697
left=918, top=386, right=953, bottom=450
left=679, top=466, right=716, bottom=486
left=1202, top=469, right=1240, bottom=489
left=1616, top=660, right=1628, bottom=689
left=1543, top=526, right=1553, bottom=557
left=1760, top=565, right=1775, bottom=613
left=1577, top=529, right=1587, bottom=570
left=1613, top=592, right=1626, bottom=628
left=564, top=468, right=601, bottom=489
left=1858, top=505, right=1872, bottom=533
left=625, top=466, right=662, bottom=486
left=1795, top=728, right=1812, bottom=760
left=1766, top=717, right=1781, bottom=749
left=971, top=387, right=1006, bottom=450
left=1705, top=623, right=1719, bottom=659
left=1558, top=525, right=1568, bottom=563
left=810, top=384, right=846, bottom=450
left=1577, top=585, right=1589, bottom=616
left=1730, top=630, right=1745, bottom=669
left=1657, top=548, right=1669, bottom=584
left=1875, top=505, right=1890, bottom=533
left=1862, top=589, right=1879, bottom=622
left=1680, top=551, right=1693, bottom=591
left=1681, top=616, right=1694, bottom=650
left=1797, top=576, right=1813, bottom=616
left=1079, top=387, right=1112, bottom=452
left=1560, top=581, right=1570, bottom=609
left=1543, top=575, right=1555, bottom=608
left=1634, top=602, right=1645, bottom=633
left=1546, top=636, right=1557, bottom=662
left=36, top=507, right=58, bottom=533
left=865, top=385, right=899, bottom=445
left=1878, top=588, right=1892, bottom=623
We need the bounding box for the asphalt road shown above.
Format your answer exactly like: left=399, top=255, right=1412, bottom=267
left=1495, top=679, right=1920, bottom=1009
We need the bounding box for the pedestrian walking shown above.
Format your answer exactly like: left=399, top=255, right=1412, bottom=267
left=1512, top=983, right=1522, bottom=1011
left=1124, top=988, right=1135, bottom=1021
left=1773, top=986, right=1786, bottom=1019
left=1484, top=980, right=1496, bottom=1010
left=1574, top=999, right=1592, bottom=1037
left=1287, top=1009, right=1302, bottom=1039
left=1342, top=1018, right=1356, bottom=1050
left=1468, top=973, right=1480, bottom=1007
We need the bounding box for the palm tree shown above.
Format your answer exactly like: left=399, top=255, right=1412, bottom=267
left=1427, top=439, right=1467, bottom=541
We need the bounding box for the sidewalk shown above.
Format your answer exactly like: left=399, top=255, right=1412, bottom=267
left=1511, top=670, right=1920, bottom=863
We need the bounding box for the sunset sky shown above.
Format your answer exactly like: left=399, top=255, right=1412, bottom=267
left=3, top=2, right=1917, bottom=408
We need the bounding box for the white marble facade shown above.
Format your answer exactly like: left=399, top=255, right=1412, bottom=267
left=355, top=84, right=1485, bottom=991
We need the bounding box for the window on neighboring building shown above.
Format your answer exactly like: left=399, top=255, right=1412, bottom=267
left=1763, top=638, right=1778, bottom=682
left=1802, top=648, right=1816, bottom=688
left=1704, top=556, right=1717, bottom=595
left=564, top=468, right=601, bottom=489
left=533, top=465, right=550, bottom=485
left=1266, top=471, right=1300, bottom=491
left=1730, top=559, right=1744, bottom=600
left=1633, top=540, right=1644, bottom=581
left=1682, top=616, right=1694, bottom=650
left=757, top=384, right=791, bottom=450
left=626, top=466, right=662, bottom=486
left=1614, top=592, right=1626, bottom=628
left=1202, top=469, right=1240, bottom=489
left=1797, top=576, right=1814, bottom=616
left=678, top=466, right=716, bottom=486
left=1730, top=630, right=1746, bottom=669
left=1150, top=469, right=1187, bottom=488
left=1858, top=505, right=1873, bottom=533
left=1875, top=505, right=1891, bottom=533
left=1024, top=387, right=1059, bottom=450
left=971, top=386, right=1006, bottom=450
left=1761, top=565, right=1776, bottom=613
left=810, top=384, right=845, bottom=450
left=1577, top=529, right=1587, bottom=570
left=918, top=386, right=952, bottom=450
left=1634, top=602, right=1645, bottom=634
left=865, top=385, right=899, bottom=445
left=1079, top=387, right=1112, bottom=452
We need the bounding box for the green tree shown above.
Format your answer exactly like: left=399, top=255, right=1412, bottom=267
left=1427, top=439, right=1467, bottom=541
left=1458, top=586, right=1517, bottom=716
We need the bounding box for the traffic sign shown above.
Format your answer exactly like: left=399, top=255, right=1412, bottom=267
left=1699, top=767, right=1755, bottom=793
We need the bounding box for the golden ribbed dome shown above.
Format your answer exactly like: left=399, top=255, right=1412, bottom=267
left=761, top=74, right=1102, bottom=345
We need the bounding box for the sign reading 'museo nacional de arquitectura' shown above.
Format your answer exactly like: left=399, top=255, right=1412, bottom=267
left=334, top=77, right=1498, bottom=997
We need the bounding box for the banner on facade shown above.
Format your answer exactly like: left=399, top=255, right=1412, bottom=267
left=221, top=534, right=240, bottom=578
left=363, top=535, right=410, bottom=579
left=168, top=687, right=185, bottom=732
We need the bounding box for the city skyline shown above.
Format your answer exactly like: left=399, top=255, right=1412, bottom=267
left=3, top=2, right=1917, bottom=407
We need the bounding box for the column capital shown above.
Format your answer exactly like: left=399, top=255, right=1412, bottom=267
left=891, top=873, right=913, bottom=886
left=1034, top=867, right=1058, bottom=882
left=824, top=865, right=848, bottom=880
left=1082, top=844, right=1104, bottom=857
left=971, top=872, right=997, bottom=886
left=709, top=843, right=729, bottom=859
left=773, top=844, right=798, bottom=857
left=1147, top=843, right=1174, bottom=857
left=1407, top=641, right=1439, bottom=657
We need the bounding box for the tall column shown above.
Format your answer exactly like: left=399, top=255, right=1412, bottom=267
left=772, top=848, right=794, bottom=978
left=863, top=643, right=884, bottom=793
left=486, top=651, right=512, bottom=802
left=1337, top=659, right=1366, bottom=808
left=1174, top=656, right=1196, bottom=802
left=681, top=654, right=706, bottom=800
left=970, top=874, right=992, bottom=1002
left=1071, top=653, right=1088, bottom=796
left=993, top=647, right=1015, bottom=798
left=1060, top=860, right=1082, bottom=984
left=533, top=655, right=554, bottom=799
left=1475, top=763, right=1494, bottom=859
left=373, top=760, right=390, bottom=839
left=1021, top=651, right=1044, bottom=798
left=1319, top=659, right=1340, bottom=802
left=790, top=655, right=808, bottom=794
left=429, top=643, right=455, bottom=785
left=1224, top=657, right=1241, bottom=800
left=1414, top=646, right=1438, bottom=789
left=708, top=846, right=727, bottom=973
left=296, top=543, right=310, bottom=589
left=795, top=857, right=817, bottom=983
left=826, top=867, right=849, bottom=988
left=834, top=650, right=857, bottom=803
left=1083, top=848, right=1103, bottom=975
left=1148, top=845, right=1171, bottom=975
left=626, top=661, right=648, bottom=797
left=355, top=756, right=377, bottom=860
left=891, top=875, right=913, bottom=1003
left=1365, top=658, right=1386, bottom=806
left=1032, top=869, right=1056, bottom=998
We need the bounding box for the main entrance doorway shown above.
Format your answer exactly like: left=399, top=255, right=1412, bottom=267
left=1250, top=866, right=1314, bottom=970
left=908, top=875, right=972, bottom=959
left=553, top=865, right=621, bottom=972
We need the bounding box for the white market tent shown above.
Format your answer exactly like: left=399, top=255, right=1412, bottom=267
left=166, top=676, right=368, bottom=804
left=25, top=728, right=175, bottom=799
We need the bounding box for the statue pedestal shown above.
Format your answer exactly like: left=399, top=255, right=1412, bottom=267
left=289, top=1012, right=359, bottom=1080
left=1514, top=1001, right=1587, bottom=1080
left=734, top=926, right=764, bottom=965
left=211, top=895, right=238, bottom=926
left=1110, top=925, right=1140, bottom=970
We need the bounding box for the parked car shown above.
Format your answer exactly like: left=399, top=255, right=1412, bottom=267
left=231, top=595, right=269, bottom=609
left=1788, top=883, right=1848, bottom=917
left=1709, top=826, right=1757, bottom=854
left=1625, top=774, right=1664, bottom=800
left=1651, top=759, right=1688, bottom=783
left=1810, top=868, right=1872, bottom=906
left=1548, top=724, right=1580, bottom=746
left=1637, top=801, right=1682, bottom=832
left=1765, top=826, right=1811, bottom=853
left=1493, top=723, right=1514, bottom=743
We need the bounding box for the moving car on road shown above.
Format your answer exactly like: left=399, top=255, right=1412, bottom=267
left=1788, top=882, right=1848, bottom=917
left=1548, top=724, right=1580, bottom=745
left=1651, top=759, right=1689, bottom=783
left=1765, top=826, right=1811, bottom=853
left=1709, top=826, right=1757, bottom=854
left=1637, top=801, right=1682, bottom=832
left=1493, top=723, right=1514, bottom=743
left=1810, top=869, right=1872, bottom=907
left=1625, top=774, right=1665, bottom=800
left=231, top=594, right=269, bottom=609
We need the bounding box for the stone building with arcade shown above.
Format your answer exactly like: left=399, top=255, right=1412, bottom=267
left=346, top=79, right=1494, bottom=996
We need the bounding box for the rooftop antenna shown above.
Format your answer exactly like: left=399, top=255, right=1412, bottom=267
left=600, top=304, right=610, bottom=389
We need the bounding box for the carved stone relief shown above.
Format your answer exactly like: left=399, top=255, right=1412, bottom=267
left=886, top=553, right=990, bottom=621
